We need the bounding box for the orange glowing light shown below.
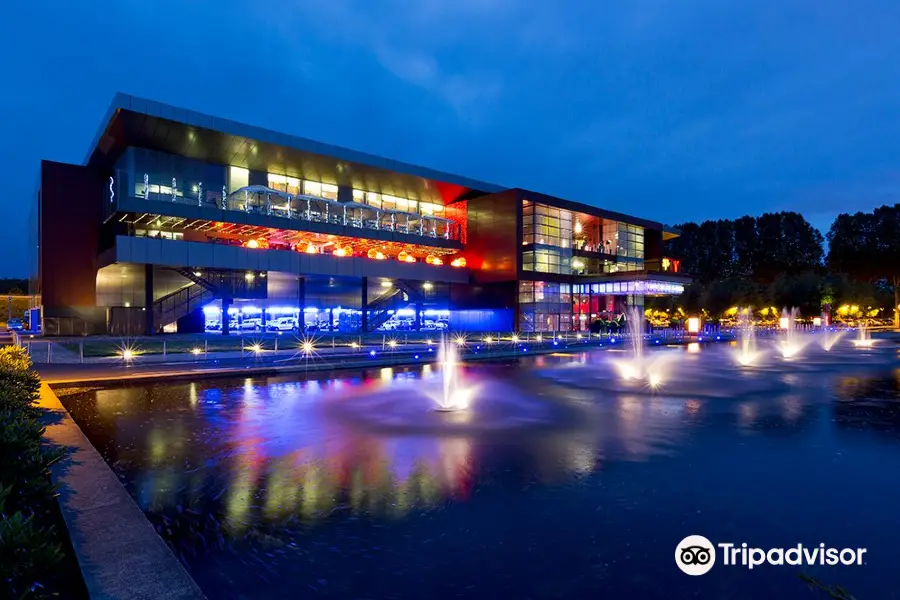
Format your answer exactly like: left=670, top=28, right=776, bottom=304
left=333, top=247, right=347, bottom=257
left=375, top=251, right=386, bottom=260
left=245, top=239, right=260, bottom=249
left=404, top=255, right=416, bottom=263
left=305, top=244, right=318, bottom=254
left=367, top=248, right=379, bottom=259
left=450, top=257, right=467, bottom=267
left=398, top=251, right=410, bottom=262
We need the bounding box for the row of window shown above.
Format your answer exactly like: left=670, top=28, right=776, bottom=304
left=115, top=149, right=450, bottom=218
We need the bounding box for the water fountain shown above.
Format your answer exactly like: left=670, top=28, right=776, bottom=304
left=778, top=307, right=807, bottom=358
left=610, top=307, right=673, bottom=387
left=851, top=322, right=877, bottom=348
left=734, top=308, right=762, bottom=366
left=819, top=328, right=845, bottom=352
left=432, top=336, right=474, bottom=411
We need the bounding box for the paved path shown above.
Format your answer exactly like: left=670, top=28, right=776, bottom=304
left=37, top=342, right=600, bottom=385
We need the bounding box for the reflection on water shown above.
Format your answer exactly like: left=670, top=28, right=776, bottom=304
left=57, top=344, right=900, bottom=600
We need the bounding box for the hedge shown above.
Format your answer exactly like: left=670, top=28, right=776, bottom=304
left=0, top=346, right=69, bottom=599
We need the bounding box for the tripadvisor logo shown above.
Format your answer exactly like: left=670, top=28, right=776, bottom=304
left=675, top=535, right=867, bottom=575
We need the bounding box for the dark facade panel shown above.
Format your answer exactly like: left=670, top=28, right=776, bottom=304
left=465, top=190, right=521, bottom=283
left=39, top=160, right=104, bottom=310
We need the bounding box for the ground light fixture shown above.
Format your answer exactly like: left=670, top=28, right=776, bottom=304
left=687, top=317, right=701, bottom=333
left=388, top=340, right=398, bottom=348
left=191, top=347, right=202, bottom=356
left=454, top=335, right=466, bottom=346
left=249, top=344, right=262, bottom=353
left=350, top=342, right=359, bottom=349
left=422, top=282, right=434, bottom=290
left=511, top=335, right=519, bottom=343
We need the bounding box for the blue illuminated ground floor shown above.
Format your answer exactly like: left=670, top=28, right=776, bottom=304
left=42, top=262, right=686, bottom=336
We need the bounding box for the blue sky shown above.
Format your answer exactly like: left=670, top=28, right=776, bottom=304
left=2, top=0, right=899, bottom=277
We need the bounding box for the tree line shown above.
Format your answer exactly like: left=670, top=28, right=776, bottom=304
left=662, top=205, right=900, bottom=325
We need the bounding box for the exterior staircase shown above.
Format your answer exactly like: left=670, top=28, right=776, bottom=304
left=152, top=283, right=215, bottom=331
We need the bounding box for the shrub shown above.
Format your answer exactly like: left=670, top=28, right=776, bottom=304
left=0, top=346, right=67, bottom=599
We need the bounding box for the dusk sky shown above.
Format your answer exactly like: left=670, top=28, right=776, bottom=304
left=2, top=0, right=899, bottom=276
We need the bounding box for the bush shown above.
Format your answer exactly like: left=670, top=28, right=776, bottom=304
left=0, top=346, right=67, bottom=599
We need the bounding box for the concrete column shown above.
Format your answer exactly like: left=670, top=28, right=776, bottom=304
left=143, top=264, right=154, bottom=335
left=298, top=277, right=306, bottom=333
left=360, top=276, right=368, bottom=332
left=221, top=298, right=233, bottom=335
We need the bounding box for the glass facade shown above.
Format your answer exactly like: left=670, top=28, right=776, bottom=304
left=522, top=201, right=573, bottom=274
left=111, top=148, right=460, bottom=242
left=518, top=281, right=573, bottom=332
left=522, top=200, right=647, bottom=274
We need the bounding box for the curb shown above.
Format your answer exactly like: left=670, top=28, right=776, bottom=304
left=38, top=383, right=207, bottom=600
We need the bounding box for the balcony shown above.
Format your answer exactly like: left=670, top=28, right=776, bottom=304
left=119, top=184, right=462, bottom=246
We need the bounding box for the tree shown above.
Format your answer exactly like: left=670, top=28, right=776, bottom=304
left=827, top=206, right=900, bottom=326
left=667, top=211, right=823, bottom=284
left=767, top=272, right=824, bottom=317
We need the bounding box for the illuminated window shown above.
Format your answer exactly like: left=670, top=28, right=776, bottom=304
left=228, top=166, right=249, bottom=194
left=364, top=191, right=382, bottom=208
left=268, top=174, right=301, bottom=195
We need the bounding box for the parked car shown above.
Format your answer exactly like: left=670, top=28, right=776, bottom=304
left=239, top=318, right=263, bottom=331
left=267, top=317, right=298, bottom=332
left=6, top=318, right=23, bottom=331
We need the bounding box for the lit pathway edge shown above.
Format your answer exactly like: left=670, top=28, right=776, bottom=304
left=38, top=383, right=207, bottom=600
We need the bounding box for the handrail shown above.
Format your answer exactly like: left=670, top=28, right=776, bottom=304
left=138, top=186, right=461, bottom=242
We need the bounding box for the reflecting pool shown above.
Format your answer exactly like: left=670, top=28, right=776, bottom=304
left=58, top=341, right=900, bottom=599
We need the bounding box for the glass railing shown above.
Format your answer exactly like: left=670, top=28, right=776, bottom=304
left=129, top=183, right=461, bottom=242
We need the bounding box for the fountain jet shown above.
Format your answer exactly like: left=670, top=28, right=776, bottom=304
left=819, top=329, right=845, bottom=351
left=851, top=322, right=877, bottom=348
left=778, top=307, right=808, bottom=358
left=432, top=336, right=474, bottom=411
left=733, top=308, right=762, bottom=366
left=610, top=307, right=674, bottom=387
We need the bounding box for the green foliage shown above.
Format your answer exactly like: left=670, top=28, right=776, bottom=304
left=0, top=346, right=67, bottom=599
left=667, top=211, right=823, bottom=284
left=767, top=272, right=824, bottom=317
left=0, top=278, right=28, bottom=295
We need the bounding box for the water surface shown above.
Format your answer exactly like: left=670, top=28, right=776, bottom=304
left=58, top=342, right=900, bottom=599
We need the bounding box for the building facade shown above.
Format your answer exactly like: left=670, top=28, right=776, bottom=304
left=29, top=94, right=688, bottom=336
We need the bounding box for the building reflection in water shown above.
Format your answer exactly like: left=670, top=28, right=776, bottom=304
left=59, top=358, right=811, bottom=542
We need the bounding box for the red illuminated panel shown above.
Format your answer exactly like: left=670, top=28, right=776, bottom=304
left=443, top=199, right=468, bottom=245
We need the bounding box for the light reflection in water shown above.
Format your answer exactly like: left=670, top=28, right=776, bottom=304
left=57, top=349, right=842, bottom=544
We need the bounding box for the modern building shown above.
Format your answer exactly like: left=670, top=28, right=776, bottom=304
left=29, top=93, right=688, bottom=336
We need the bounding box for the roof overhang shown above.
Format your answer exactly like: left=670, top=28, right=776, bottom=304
left=85, top=93, right=503, bottom=205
